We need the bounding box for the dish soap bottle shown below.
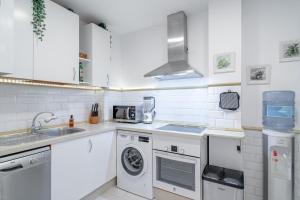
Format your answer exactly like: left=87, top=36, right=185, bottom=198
left=69, top=115, right=74, bottom=128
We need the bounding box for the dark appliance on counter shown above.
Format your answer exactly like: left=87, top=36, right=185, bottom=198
left=113, top=105, right=143, bottom=123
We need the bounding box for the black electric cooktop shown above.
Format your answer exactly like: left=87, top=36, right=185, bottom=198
left=157, top=124, right=205, bottom=134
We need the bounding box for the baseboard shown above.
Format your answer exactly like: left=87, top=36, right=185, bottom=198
left=153, top=188, right=192, bottom=200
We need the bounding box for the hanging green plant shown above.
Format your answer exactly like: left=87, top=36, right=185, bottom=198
left=32, top=0, right=46, bottom=41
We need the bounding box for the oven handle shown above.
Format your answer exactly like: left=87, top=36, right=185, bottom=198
left=153, top=150, right=199, bottom=164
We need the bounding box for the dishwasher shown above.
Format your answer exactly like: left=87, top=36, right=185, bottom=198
left=0, top=146, right=51, bottom=200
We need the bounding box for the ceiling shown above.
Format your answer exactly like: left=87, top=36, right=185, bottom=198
left=52, top=0, right=208, bottom=34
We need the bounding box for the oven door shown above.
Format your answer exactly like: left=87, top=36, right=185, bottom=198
left=153, top=150, right=201, bottom=199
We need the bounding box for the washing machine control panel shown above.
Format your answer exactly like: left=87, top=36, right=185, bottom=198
left=139, top=136, right=149, bottom=143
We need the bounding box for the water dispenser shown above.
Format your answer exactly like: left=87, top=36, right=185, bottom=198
left=262, top=91, right=295, bottom=200
left=263, top=91, right=295, bottom=131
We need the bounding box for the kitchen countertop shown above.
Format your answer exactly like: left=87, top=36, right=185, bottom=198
left=0, top=122, right=244, bottom=157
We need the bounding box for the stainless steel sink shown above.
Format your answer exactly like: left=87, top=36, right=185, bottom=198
left=0, top=133, right=49, bottom=146
left=35, top=127, right=86, bottom=137
left=0, top=128, right=86, bottom=146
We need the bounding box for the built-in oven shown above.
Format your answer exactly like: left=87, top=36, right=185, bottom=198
left=153, top=150, right=201, bottom=200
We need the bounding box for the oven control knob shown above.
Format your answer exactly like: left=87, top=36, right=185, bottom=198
left=180, top=149, right=185, bottom=154
left=165, top=146, right=169, bottom=151
left=173, top=187, right=176, bottom=192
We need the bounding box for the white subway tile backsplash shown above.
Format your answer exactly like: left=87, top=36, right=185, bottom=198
left=215, top=119, right=235, bottom=128
left=103, top=85, right=241, bottom=129
left=209, top=111, right=224, bottom=119
left=208, top=86, right=241, bottom=129
left=0, top=96, right=16, bottom=104
left=0, top=84, right=104, bottom=132
left=208, top=87, right=215, bottom=94
left=208, top=94, right=219, bottom=103
left=119, top=88, right=208, bottom=124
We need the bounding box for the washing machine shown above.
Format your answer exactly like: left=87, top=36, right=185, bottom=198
left=117, top=130, right=153, bottom=199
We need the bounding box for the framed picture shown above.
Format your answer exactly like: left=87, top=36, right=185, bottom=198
left=247, top=65, right=271, bottom=85
left=279, top=40, right=300, bottom=62
left=213, top=52, right=236, bottom=73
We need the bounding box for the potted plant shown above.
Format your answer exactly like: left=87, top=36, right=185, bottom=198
left=32, top=0, right=46, bottom=41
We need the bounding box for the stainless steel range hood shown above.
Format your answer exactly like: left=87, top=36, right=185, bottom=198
left=144, top=11, right=203, bottom=80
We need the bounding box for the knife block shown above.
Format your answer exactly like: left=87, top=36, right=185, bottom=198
left=89, top=113, right=100, bottom=124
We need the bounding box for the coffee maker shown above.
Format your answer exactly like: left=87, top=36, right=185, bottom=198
left=143, top=96, right=155, bottom=124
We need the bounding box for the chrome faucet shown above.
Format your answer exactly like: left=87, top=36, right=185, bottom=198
left=31, top=112, right=57, bottom=133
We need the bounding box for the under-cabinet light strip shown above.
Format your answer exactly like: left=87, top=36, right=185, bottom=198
left=0, top=77, right=102, bottom=91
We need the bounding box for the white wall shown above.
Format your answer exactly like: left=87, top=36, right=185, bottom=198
left=208, top=0, right=242, bottom=84
left=119, top=11, right=208, bottom=89
left=242, top=0, right=300, bottom=129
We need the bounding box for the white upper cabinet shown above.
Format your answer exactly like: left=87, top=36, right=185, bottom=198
left=80, top=23, right=111, bottom=87
left=0, top=0, right=15, bottom=75
left=12, top=0, right=34, bottom=79
left=34, top=0, right=79, bottom=84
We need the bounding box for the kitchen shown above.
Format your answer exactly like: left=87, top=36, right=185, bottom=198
left=0, top=0, right=299, bottom=200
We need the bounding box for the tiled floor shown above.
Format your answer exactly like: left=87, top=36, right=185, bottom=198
left=95, top=187, right=148, bottom=200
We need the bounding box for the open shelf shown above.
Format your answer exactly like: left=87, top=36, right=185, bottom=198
left=79, top=57, right=91, bottom=63
left=79, top=81, right=91, bottom=86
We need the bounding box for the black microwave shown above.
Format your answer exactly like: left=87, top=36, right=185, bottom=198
left=113, top=105, right=143, bottom=123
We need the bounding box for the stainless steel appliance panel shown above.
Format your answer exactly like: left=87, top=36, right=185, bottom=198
left=0, top=147, right=51, bottom=200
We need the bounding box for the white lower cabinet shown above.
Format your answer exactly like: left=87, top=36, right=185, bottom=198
left=51, top=131, right=116, bottom=200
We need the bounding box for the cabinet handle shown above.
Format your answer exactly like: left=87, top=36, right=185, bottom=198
left=73, top=67, right=76, bottom=81
left=106, top=74, right=110, bottom=87
left=88, top=139, right=93, bottom=153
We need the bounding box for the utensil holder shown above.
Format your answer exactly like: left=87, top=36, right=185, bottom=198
left=89, top=114, right=100, bottom=124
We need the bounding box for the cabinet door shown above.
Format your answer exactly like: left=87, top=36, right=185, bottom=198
left=0, top=0, right=14, bottom=75
left=89, top=131, right=116, bottom=189
left=51, top=137, right=91, bottom=200
left=203, top=182, right=243, bottom=200
left=12, top=0, right=34, bottom=79
left=34, top=0, right=79, bottom=84
left=51, top=132, right=116, bottom=200
left=91, top=24, right=111, bottom=87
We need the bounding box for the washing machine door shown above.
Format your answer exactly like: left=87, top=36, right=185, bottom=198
left=121, top=146, right=146, bottom=177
